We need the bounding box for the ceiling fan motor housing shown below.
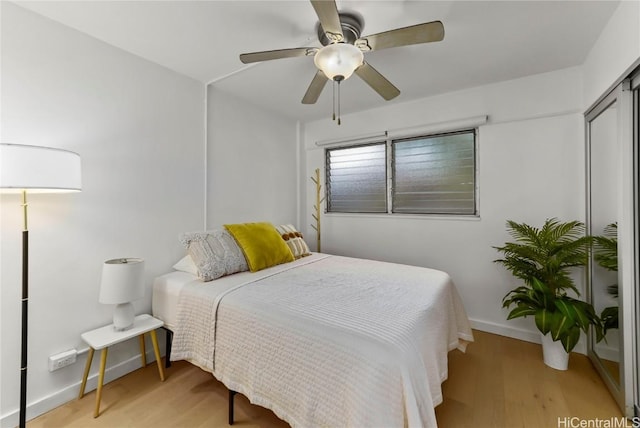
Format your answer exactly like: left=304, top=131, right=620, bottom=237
left=317, top=12, right=364, bottom=46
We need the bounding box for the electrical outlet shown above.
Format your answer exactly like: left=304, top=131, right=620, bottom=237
left=48, top=349, right=77, bottom=372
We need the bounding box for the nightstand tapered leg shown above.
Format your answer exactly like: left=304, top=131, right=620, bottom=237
left=150, top=330, right=165, bottom=381
left=139, top=335, right=147, bottom=367
left=94, top=348, right=108, bottom=418
left=78, top=347, right=95, bottom=399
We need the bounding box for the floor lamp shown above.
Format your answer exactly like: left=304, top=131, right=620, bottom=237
left=0, top=143, right=81, bottom=428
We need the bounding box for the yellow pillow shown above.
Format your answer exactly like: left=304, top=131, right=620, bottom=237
left=224, top=222, right=294, bottom=272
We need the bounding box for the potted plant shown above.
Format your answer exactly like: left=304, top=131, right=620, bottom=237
left=494, top=218, right=604, bottom=370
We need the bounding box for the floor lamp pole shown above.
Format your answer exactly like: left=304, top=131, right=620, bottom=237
left=20, top=190, right=28, bottom=428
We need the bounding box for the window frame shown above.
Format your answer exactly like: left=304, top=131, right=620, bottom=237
left=324, top=127, right=479, bottom=217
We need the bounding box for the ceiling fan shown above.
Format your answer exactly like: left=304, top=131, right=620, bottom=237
left=239, top=0, right=444, bottom=124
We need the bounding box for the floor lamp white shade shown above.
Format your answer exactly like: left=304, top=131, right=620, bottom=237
left=0, top=143, right=82, bottom=428
left=0, top=143, right=82, bottom=192
left=99, top=258, right=145, bottom=331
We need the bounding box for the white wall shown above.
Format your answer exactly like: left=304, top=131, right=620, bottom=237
left=583, top=0, right=640, bottom=108
left=206, top=88, right=299, bottom=229
left=302, top=66, right=586, bottom=346
left=0, top=3, right=205, bottom=425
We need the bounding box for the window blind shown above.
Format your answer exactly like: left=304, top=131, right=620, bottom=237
left=326, top=143, right=387, bottom=213
left=392, top=130, right=476, bottom=214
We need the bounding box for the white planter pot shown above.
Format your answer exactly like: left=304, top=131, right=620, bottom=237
left=541, top=333, right=569, bottom=370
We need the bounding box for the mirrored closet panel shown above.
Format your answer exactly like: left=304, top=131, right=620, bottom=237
left=586, top=68, right=639, bottom=417
left=587, top=92, right=620, bottom=385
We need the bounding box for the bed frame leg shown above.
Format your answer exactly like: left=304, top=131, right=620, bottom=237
left=228, top=390, right=237, bottom=425
left=163, top=327, right=173, bottom=368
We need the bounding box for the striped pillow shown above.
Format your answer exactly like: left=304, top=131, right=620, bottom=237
left=276, top=224, right=311, bottom=259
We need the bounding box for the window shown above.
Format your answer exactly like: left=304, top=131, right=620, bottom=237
left=325, top=129, right=477, bottom=215
left=325, top=143, right=387, bottom=213
left=392, top=131, right=476, bottom=214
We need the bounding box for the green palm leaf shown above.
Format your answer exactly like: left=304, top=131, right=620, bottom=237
left=550, top=311, right=571, bottom=341
left=594, top=222, right=617, bottom=272
left=535, top=309, right=552, bottom=335
left=507, top=305, right=537, bottom=320
left=568, top=300, right=591, bottom=332
left=494, top=218, right=589, bottom=296
left=560, top=327, right=581, bottom=353
left=554, top=299, right=577, bottom=326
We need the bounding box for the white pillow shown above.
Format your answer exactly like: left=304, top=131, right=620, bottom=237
left=172, top=255, right=198, bottom=275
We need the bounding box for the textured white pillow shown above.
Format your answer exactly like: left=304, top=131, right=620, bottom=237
left=275, top=224, right=311, bottom=259
left=179, top=229, right=248, bottom=281
left=172, top=255, right=198, bottom=275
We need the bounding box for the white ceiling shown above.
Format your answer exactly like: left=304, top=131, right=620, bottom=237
left=14, top=0, right=620, bottom=122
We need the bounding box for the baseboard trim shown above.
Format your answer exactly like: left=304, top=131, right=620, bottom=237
left=0, top=350, right=160, bottom=427
left=470, top=318, right=542, bottom=344
left=469, top=318, right=587, bottom=355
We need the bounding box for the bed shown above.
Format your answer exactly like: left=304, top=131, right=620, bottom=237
left=152, top=246, right=473, bottom=428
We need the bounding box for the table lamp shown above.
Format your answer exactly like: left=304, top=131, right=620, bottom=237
left=99, top=258, right=145, bottom=331
left=0, top=143, right=81, bottom=428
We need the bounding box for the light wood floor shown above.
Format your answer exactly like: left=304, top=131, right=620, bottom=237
left=30, top=330, right=622, bottom=428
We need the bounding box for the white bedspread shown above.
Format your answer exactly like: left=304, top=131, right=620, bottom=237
left=171, top=254, right=473, bottom=428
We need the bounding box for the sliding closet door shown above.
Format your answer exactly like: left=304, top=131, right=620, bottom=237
left=586, top=73, right=638, bottom=417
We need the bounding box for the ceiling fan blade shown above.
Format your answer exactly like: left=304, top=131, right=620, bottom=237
left=355, top=62, right=400, bottom=101
left=310, top=0, right=344, bottom=42
left=302, top=70, right=328, bottom=104
left=356, top=21, right=444, bottom=52
left=240, top=47, right=317, bottom=64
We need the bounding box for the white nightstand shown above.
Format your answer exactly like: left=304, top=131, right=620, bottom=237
left=78, top=314, right=165, bottom=417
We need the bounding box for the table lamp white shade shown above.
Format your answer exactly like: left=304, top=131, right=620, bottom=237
left=0, top=143, right=82, bottom=192
left=99, top=258, right=145, bottom=331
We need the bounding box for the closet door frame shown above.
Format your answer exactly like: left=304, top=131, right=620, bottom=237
left=631, top=70, right=640, bottom=418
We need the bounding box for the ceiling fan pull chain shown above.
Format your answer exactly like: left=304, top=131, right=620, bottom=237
left=337, top=80, right=341, bottom=125
left=332, top=80, right=336, bottom=121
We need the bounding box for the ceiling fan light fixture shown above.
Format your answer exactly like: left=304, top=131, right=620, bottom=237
left=313, top=43, right=363, bottom=81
